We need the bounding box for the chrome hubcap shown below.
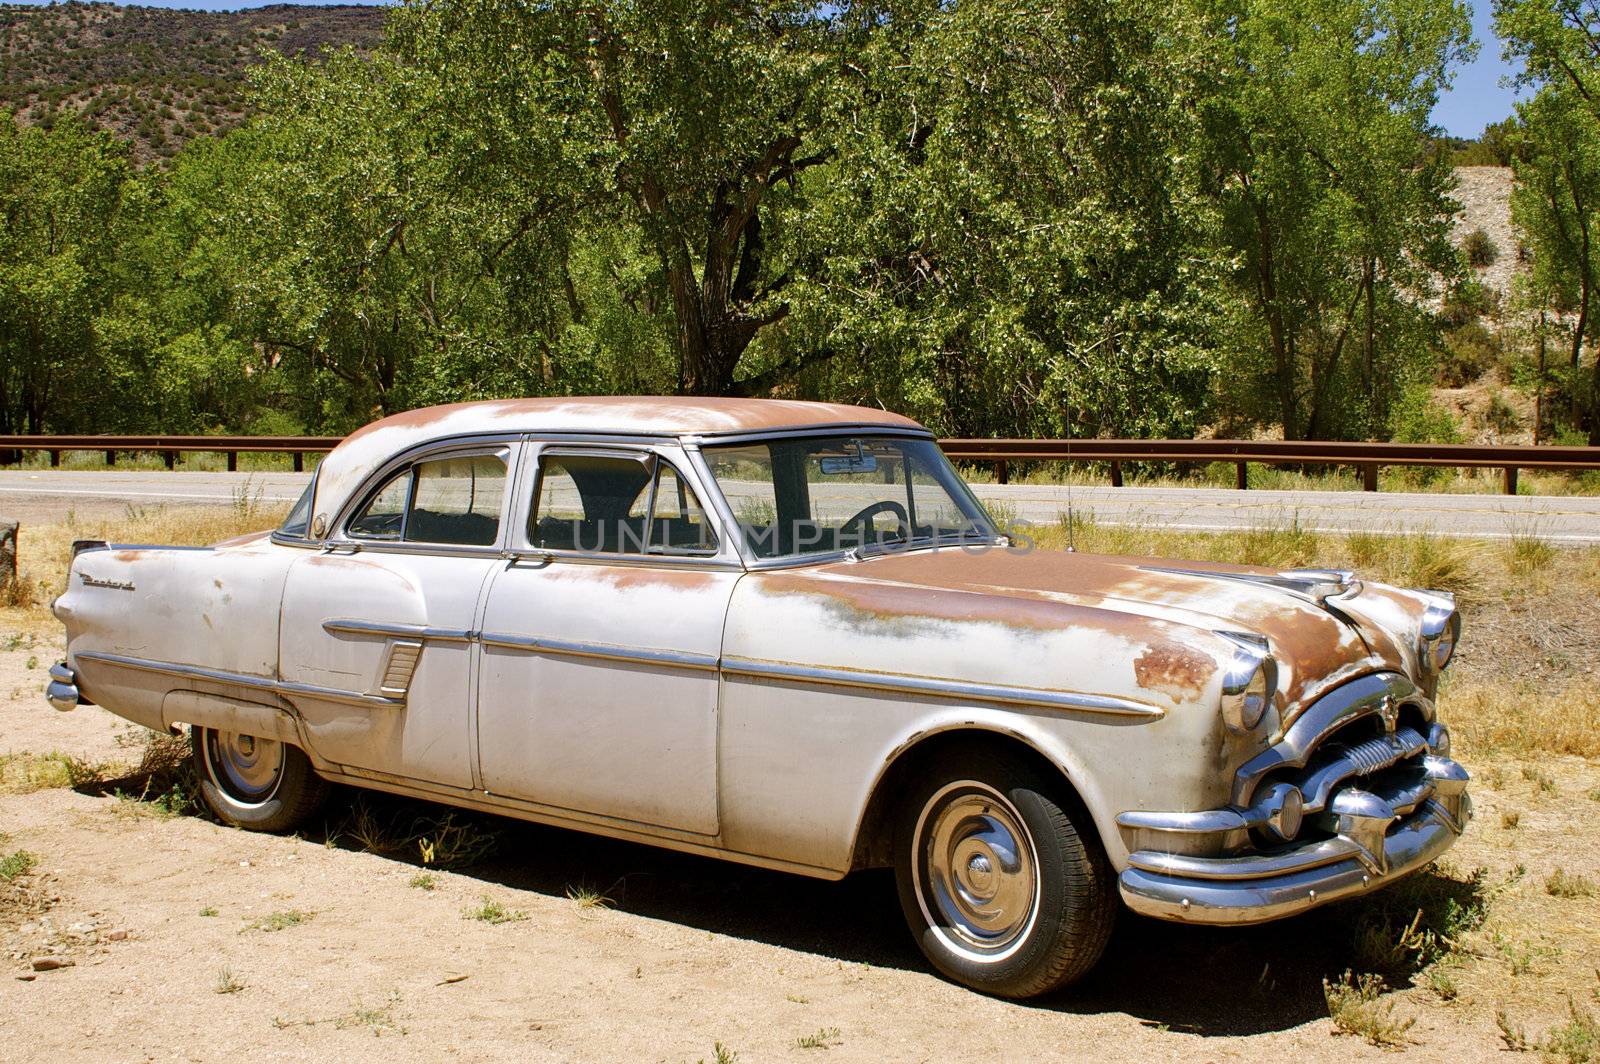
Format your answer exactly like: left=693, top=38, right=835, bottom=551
left=204, top=729, right=284, bottom=806
left=915, top=782, right=1039, bottom=961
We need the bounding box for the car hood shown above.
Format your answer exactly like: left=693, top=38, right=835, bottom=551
left=776, top=546, right=1431, bottom=715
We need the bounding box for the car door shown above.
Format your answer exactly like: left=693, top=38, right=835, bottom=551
left=279, top=441, right=519, bottom=789
left=475, top=443, right=738, bottom=836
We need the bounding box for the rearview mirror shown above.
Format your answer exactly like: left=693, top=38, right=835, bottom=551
left=819, top=446, right=878, bottom=475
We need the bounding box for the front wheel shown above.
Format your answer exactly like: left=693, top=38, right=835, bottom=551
left=893, top=752, right=1116, bottom=998
left=192, top=727, right=329, bottom=832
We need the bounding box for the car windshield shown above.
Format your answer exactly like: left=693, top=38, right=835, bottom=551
left=701, top=435, right=997, bottom=560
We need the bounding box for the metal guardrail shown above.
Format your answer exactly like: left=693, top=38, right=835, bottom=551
left=0, top=434, right=340, bottom=473
left=3, top=434, right=1599, bottom=493
left=940, top=438, right=1600, bottom=493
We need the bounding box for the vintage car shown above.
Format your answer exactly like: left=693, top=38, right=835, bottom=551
left=46, top=397, right=1469, bottom=997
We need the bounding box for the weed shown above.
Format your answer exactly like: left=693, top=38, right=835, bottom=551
left=697, top=1043, right=738, bottom=1064
left=0, top=849, right=38, bottom=881
left=1425, top=965, right=1459, bottom=1001
left=795, top=1027, right=843, bottom=1050
left=1507, top=527, right=1557, bottom=574
left=1323, top=971, right=1415, bottom=1048
left=245, top=910, right=311, bottom=933
left=1524, top=765, right=1558, bottom=795
left=331, top=798, right=498, bottom=871
left=409, top=873, right=438, bottom=892
left=1588, top=787, right=1600, bottom=803
left=1504, top=810, right=1523, bottom=830
left=786, top=994, right=811, bottom=1004
left=416, top=814, right=498, bottom=870
left=1347, top=864, right=1492, bottom=973
left=565, top=883, right=614, bottom=910
left=215, top=967, right=245, bottom=994
left=1494, top=933, right=1554, bottom=976
left=1547, top=869, right=1598, bottom=899
left=1540, top=1000, right=1600, bottom=1063
left=199, top=906, right=219, bottom=917
left=1500, top=1009, right=1530, bottom=1051
left=1499, top=1000, right=1600, bottom=1062
left=335, top=993, right=405, bottom=1036
left=464, top=896, right=525, bottom=925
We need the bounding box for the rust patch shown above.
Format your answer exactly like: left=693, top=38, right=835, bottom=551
left=1132, top=640, right=1217, bottom=702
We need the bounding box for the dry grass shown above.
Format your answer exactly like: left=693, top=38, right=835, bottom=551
left=1446, top=681, right=1600, bottom=759
left=0, top=750, right=109, bottom=794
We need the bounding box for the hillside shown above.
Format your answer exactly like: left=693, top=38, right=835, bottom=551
left=1451, top=165, right=1520, bottom=301
left=0, top=2, right=385, bottom=163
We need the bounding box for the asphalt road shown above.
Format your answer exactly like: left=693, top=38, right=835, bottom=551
left=2, top=469, right=1599, bottom=544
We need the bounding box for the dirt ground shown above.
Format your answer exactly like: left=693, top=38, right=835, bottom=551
left=2, top=631, right=1598, bottom=1064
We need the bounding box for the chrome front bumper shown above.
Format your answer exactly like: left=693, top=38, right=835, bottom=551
left=45, top=662, right=81, bottom=712
left=1118, top=773, right=1471, bottom=925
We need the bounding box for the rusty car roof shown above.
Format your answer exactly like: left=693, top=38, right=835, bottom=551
left=308, top=397, right=926, bottom=535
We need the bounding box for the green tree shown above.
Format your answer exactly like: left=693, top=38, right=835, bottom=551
left=1510, top=83, right=1600, bottom=438
left=769, top=0, right=1228, bottom=438
left=1197, top=0, right=1472, bottom=440
left=0, top=111, right=132, bottom=439
left=386, top=0, right=856, bottom=397
left=1497, top=0, right=1600, bottom=440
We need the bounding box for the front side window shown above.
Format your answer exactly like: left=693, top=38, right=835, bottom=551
left=530, top=452, right=717, bottom=556
left=702, top=436, right=995, bottom=559
left=347, top=453, right=507, bottom=546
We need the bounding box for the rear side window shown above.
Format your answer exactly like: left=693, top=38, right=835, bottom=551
left=347, top=453, right=507, bottom=546
left=530, top=453, right=717, bottom=555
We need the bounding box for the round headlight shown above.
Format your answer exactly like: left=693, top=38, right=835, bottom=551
left=1420, top=597, right=1460, bottom=675
left=1219, top=633, right=1278, bottom=732
left=1426, top=722, right=1452, bottom=758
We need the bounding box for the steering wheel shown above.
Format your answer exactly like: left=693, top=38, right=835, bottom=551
left=842, top=500, right=910, bottom=544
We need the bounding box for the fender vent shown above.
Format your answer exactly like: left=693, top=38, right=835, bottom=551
left=378, top=640, right=424, bottom=698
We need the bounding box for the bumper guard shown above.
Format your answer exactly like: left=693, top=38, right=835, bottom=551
left=45, top=662, right=81, bottom=713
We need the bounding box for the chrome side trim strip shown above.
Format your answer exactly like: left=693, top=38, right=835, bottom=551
left=77, top=650, right=278, bottom=693
left=721, top=657, right=1164, bottom=718
left=275, top=681, right=405, bottom=709
left=479, top=631, right=720, bottom=672
left=75, top=651, right=403, bottom=710
left=322, top=619, right=474, bottom=643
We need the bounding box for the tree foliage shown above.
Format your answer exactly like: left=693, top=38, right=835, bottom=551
left=0, top=0, right=1514, bottom=445
left=1500, top=0, right=1600, bottom=442
left=1198, top=0, right=1472, bottom=440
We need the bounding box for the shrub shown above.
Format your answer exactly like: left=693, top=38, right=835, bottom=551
left=1464, top=228, right=1499, bottom=268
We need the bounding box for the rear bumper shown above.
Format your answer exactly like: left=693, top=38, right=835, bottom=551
left=45, top=662, right=81, bottom=712
left=1118, top=791, right=1471, bottom=925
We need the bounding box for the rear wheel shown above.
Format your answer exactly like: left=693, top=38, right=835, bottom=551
left=893, top=752, right=1116, bottom=998
left=192, top=727, right=329, bottom=832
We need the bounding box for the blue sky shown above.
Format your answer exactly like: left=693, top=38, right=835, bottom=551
left=13, top=0, right=1522, bottom=139
left=1434, top=2, right=1529, bottom=139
